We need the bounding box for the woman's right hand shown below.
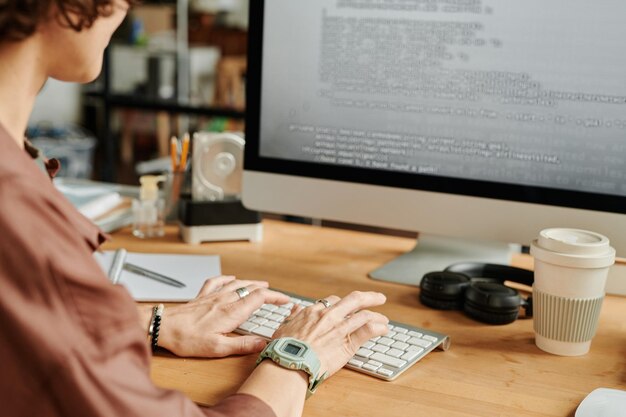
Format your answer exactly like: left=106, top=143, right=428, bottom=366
left=272, top=291, right=389, bottom=377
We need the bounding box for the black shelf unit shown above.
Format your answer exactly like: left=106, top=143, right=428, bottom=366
left=85, top=49, right=245, bottom=182
left=84, top=91, right=245, bottom=119
left=85, top=0, right=247, bottom=182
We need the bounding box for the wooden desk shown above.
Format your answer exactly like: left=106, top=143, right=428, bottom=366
left=104, top=219, right=626, bottom=417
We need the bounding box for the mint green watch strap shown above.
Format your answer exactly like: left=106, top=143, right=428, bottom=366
left=256, top=337, right=327, bottom=398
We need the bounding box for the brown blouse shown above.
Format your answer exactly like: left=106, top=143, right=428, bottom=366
left=0, top=126, right=275, bottom=417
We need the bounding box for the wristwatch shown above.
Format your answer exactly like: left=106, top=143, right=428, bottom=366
left=256, top=337, right=327, bottom=398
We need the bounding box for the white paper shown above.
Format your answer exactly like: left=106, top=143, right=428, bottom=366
left=95, top=251, right=221, bottom=301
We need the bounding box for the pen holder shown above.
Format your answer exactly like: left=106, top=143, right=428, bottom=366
left=164, top=171, right=185, bottom=223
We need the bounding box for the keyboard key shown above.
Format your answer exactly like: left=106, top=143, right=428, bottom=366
left=393, top=333, right=411, bottom=343
left=265, top=321, right=280, bottom=330
left=256, top=310, right=272, bottom=319
left=251, top=317, right=268, bottom=325
left=239, top=321, right=258, bottom=332
left=422, top=335, right=438, bottom=343
left=408, top=338, right=432, bottom=348
left=275, top=307, right=291, bottom=316
left=370, top=352, right=407, bottom=369
left=386, top=348, right=404, bottom=358
left=377, top=368, right=394, bottom=377
left=268, top=313, right=285, bottom=322
left=386, top=331, right=397, bottom=338
left=362, top=341, right=375, bottom=349
left=251, top=326, right=275, bottom=338
left=401, top=349, right=423, bottom=361
left=408, top=330, right=423, bottom=338
left=372, top=344, right=390, bottom=353
left=262, top=304, right=278, bottom=312
left=348, top=359, right=364, bottom=367
left=363, top=363, right=381, bottom=372
left=391, top=341, right=409, bottom=351
left=356, top=348, right=374, bottom=358
left=407, top=345, right=424, bottom=352
left=393, top=327, right=409, bottom=334
left=378, top=337, right=395, bottom=346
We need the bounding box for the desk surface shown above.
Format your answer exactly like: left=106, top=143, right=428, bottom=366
left=104, top=219, right=626, bottom=417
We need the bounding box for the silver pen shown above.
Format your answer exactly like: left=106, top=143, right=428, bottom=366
left=123, top=263, right=186, bottom=288
left=108, top=248, right=127, bottom=284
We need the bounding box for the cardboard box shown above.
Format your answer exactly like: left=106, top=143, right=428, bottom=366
left=132, top=5, right=175, bottom=35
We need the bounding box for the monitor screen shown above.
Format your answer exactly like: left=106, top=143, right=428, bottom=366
left=243, top=0, right=626, bottom=281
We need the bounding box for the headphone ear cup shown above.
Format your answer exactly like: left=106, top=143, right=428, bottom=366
left=420, top=292, right=463, bottom=310
left=419, top=271, right=470, bottom=310
left=463, top=301, right=520, bottom=325
left=463, top=282, right=522, bottom=325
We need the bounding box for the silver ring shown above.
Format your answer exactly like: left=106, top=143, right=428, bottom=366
left=235, top=287, right=250, bottom=300
left=316, top=298, right=332, bottom=308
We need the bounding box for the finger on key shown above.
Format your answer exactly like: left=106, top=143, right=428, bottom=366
left=197, top=276, right=236, bottom=297
left=289, top=304, right=304, bottom=316
left=326, top=291, right=386, bottom=318
left=220, top=279, right=269, bottom=293
left=235, top=287, right=290, bottom=314
left=349, top=316, right=390, bottom=347
left=339, top=310, right=388, bottom=337
left=281, top=304, right=305, bottom=325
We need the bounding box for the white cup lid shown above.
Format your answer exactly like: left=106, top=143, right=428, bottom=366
left=531, top=228, right=615, bottom=269
left=538, top=229, right=610, bottom=255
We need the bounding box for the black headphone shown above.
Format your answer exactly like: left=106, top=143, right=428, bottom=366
left=419, top=262, right=534, bottom=325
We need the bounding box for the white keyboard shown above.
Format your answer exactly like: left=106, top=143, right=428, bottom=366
left=235, top=289, right=451, bottom=381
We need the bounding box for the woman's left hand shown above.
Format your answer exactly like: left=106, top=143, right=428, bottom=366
left=147, top=275, right=290, bottom=358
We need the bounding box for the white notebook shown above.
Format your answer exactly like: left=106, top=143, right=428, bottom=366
left=95, top=251, right=221, bottom=301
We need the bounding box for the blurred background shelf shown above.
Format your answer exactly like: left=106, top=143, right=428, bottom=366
left=76, top=0, right=249, bottom=183
left=83, top=91, right=245, bottom=118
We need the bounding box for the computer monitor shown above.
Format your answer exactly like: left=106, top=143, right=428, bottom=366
left=242, top=0, right=626, bottom=291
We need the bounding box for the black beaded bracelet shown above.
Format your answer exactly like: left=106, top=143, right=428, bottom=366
left=148, top=304, right=164, bottom=353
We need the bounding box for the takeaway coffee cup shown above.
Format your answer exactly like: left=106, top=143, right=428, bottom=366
left=530, top=228, right=616, bottom=356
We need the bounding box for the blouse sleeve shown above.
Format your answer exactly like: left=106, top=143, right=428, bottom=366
left=0, top=178, right=276, bottom=417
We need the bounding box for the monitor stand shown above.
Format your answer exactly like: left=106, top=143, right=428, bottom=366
left=369, top=234, right=521, bottom=286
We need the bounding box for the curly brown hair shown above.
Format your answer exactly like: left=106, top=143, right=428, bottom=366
left=0, top=0, right=138, bottom=41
